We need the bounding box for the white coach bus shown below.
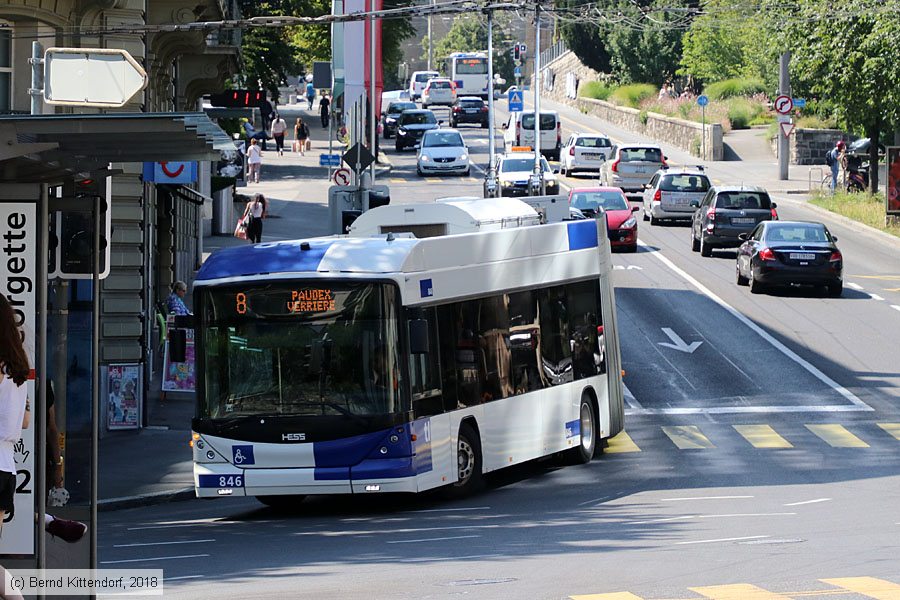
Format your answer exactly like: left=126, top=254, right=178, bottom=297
left=445, top=52, right=490, bottom=99
left=189, top=198, right=625, bottom=506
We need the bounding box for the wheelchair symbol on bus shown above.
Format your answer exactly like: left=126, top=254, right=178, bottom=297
left=232, top=445, right=255, bottom=465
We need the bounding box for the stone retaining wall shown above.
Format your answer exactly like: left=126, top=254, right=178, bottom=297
left=769, top=128, right=853, bottom=165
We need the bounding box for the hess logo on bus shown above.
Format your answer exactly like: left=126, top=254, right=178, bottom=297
left=282, top=433, right=306, bottom=442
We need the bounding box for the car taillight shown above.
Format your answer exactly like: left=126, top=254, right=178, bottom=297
left=569, top=146, right=575, bottom=156
left=453, top=106, right=461, bottom=112
left=516, top=121, right=520, bottom=143
left=829, top=250, right=842, bottom=262
left=557, top=122, right=561, bottom=143
left=653, top=189, right=661, bottom=202
left=706, top=208, right=716, bottom=221
left=759, top=247, right=776, bottom=261
left=770, top=207, right=779, bottom=220
left=610, top=159, right=619, bottom=173
left=481, top=106, right=488, bottom=112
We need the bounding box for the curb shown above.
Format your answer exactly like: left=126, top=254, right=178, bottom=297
left=375, top=150, right=392, bottom=177
left=98, top=488, right=196, bottom=512
left=773, top=193, right=900, bottom=250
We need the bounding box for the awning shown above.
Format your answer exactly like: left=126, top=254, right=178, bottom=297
left=159, top=184, right=213, bottom=206
left=0, top=112, right=234, bottom=183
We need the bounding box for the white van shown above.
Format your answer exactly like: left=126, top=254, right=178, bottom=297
left=408, top=70, right=440, bottom=101
left=502, top=110, right=562, bottom=161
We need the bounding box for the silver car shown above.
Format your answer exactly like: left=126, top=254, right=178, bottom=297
left=642, top=168, right=711, bottom=225
left=600, top=144, right=667, bottom=193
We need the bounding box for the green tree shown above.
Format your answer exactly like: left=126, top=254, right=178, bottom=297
left=431, top=14, right=516, bottom=88
left=238, top=1, right=306, bottom=100
left=555, top=0, right=612, bottom=74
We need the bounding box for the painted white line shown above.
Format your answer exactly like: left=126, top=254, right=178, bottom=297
left=114, top=539, right=215, bottom=548
left=166, top=575, right=204, bottom=581
left=387, top=535, right=480, bottom=544
left=100, top=554, right=210, bottom=565
left=101, top=488, right=194, bottom=507
left=698, top=512, right=796, bottom=518
left=661, top=496, right=753, bottom=502
left=870, top=294, right=885, bottom=301
left=627, top=404, right=871, bottom=415
left=409, top=506, right=491, bottom=514
left=578, top=496, right=611, bottom=506
left=622, top=383, right=643, bottom=409
left=676, top=535, right=769, bottom=546
left=626, top=515, right=697, bottom=525
left=784, top=498, right=831, bottom=507
left=637, top=240, right=873, bottom=413
left=891, top=305, right=900, bottom=313
left=400, top=554, right=497, bottom=563
left=846, top=282, right=864, bottom=291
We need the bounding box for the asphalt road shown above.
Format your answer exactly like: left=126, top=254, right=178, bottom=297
left=99, top=101, right=900, bottom=600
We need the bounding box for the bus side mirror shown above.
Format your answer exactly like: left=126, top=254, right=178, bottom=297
left=409, top=319, right=429, bottom=354
left=169, top=329, right=187, bottom=363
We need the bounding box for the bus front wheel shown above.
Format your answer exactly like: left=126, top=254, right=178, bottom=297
left=568, top=395, right=597, bottom=464
left=445, top=423, right=483, bottom=498
left=256, top=495, right=307, bottom=510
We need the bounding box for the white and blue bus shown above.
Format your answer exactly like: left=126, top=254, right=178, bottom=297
left=445, top=52, right=490, bottom=99
left=190, top=198, right=625, bottom=506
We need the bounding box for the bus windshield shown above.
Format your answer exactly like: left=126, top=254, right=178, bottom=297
left=455, top=57, right=487, bottom=75
left=199, top=282, right=404, bottom=419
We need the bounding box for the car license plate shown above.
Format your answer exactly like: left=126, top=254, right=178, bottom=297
left=789, top=253, right=816, bottom=260
left=731, top=217, right=755, bottom=224
left=583, top=153, right=601, bottom=159
left=465, top=109, right=477, bottom=113
left=198, top=474, right=244, bottom=488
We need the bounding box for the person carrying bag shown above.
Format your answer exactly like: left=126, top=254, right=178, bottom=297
left=234, top=203, right=250, bottom=240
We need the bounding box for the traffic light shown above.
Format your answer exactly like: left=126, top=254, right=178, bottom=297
left=49, top=177, right=111, bottom=280
left=519, top=43, right=527, bottom=59
left=513, top=44, right=521, bottom=61
left=208, top=89, right=267, bottom=108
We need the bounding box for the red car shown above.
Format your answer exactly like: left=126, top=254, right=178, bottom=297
left=568, top=186, right=640, bottom=252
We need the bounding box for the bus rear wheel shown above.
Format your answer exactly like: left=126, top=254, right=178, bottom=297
left=256, top=495, right=307, bottom=510
left=445, top=423, right=483, bottom=498
left=567, top=395, right=597, bottom=464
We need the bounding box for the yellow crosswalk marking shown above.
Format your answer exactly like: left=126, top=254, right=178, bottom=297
left=390, top=178, right=406, bottom=183
left=425, top=177, right=442, bottom=183
left=662, top=426, right=715, bottom=449
left=821, top=577, right=900, bottom=599
left=570, top=593, right=643, bottom=600
left=877, top=423, right=900, bottom=441
left=605, top=431, right=641, bottom=453
left=734, top=425, right=793, bottom=449
left=690, top=583, right=793, bottom=599
left=806, top=424, right=870, bottom=448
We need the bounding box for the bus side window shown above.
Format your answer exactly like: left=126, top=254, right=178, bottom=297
left=437, top=302, right=484, bottom=409
left=408, top=307, right=443, bottom=417
left=537, top=286, right=573, bottom=386
left=507, top=290, right=546, bottom=394
left=567, top=280, right=604, bottom=378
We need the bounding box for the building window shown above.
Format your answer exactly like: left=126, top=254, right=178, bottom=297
left=0, top=23, right=11, bottom=113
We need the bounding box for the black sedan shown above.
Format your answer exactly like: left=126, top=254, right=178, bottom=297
left=382, top=101, right=417, bottom=139
left=735, top=221, right=843, bottom=296
left=394, top=109, right=439, bottom=151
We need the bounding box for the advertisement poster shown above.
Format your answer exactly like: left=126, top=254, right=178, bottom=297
left=0, top=193, right=36, bottom=556
left=105, top=364, right=142, bottom=430
left=162, top=316, right=196, bottom=392
left=887, top=146, right=900, bottom=216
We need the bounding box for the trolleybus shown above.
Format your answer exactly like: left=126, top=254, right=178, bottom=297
left=189, top=198, right=625, bottom=506
left=445, top=52, right=490, bottom=99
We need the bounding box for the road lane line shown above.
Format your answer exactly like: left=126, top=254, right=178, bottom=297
left=877, top=423, right=900, bottom=441
left=605, top=431, right=641, bottom=453
left=676, top=535, right=768, bottom=546
left=821, top=577, right=900, bottom=599
left=408, top=507, right=491, bottom=513
left=113, top=539, right=215, bottom=548
left=570, top=592, right=643, bottom=600
left=387, top=534, right=480, bottom=544
left=870, top=293, right=885, bottom=301
left=734, top=424, right=793, bottom=448
left=690, top=583, right=793, bottom=598
left=100, top=554, right=210, bottom=564
left=166, top=575, right=204, bottom=581
left=637, top=240, right=873, bottom=413
left=806, top=424, right=870, bottom=447
left=622, top=383, right=642, bottom=409
left=697, top=512, right=796, bottom=518
left=661, top=496, right=753, bottom=501
left=847, top=282, right=864, bottom=290
left=577, top=496, right=611, bottom=506
left=661, top=425, right=715, bottom=449
left=784, top=498, right=831, bottom=506
left=891, top=305, right=900, bottom=313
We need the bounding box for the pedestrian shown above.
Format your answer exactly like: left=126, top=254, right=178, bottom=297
left=827, top=140, right=845, bottom=192
left=270, top=113, right=288, bottom=156
left=247, top=138, right=262, bottom=183
left=294, top=118, right=310, bottom=156
left=320, top=94, right=331, bottom=128
left=42, top=380, right=87, bottom=543
left=242, top=118, right=269, bottom=150
left=245, top=193, right=268, bottom=244
left=166, top=281, right=191, bottom=316
left=306, top=81, right=315, bottom=110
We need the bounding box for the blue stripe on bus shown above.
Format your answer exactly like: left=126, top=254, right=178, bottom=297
left=352, top=457, right=416, bottom=480
left=411, top=418, right=433, bottom=473
left=196, top=240, right=335, bottom=281
left=567, top=220, right=598, bottom=251
left=312, top=425, right=416, bottom=481
left=565, top=419, right=580, bottom=439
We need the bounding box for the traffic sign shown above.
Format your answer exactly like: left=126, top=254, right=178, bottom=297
left=508, top=89, right=524, bottom=112
left=777, top=114, right=792, bottom=123
left=43, top=47, right=148, bottom=107
left=319, top=153, right=341, bottom=167
left=774, top=95, right=793, bottom=115
left=342, top=143, right=375, bottom=172
left=333, top=168, right=351, bottom=186
left=780, top=122, right=795, bottom=138
left=793, top=98, right=807, bottom=109
left=697, top=94, right=709, bottom=107
left=514, top=66, right=522, bottom=78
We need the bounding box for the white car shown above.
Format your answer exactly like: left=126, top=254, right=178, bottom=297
left=642, top=167, right=711, bottom=224
left=408, top=70, right=439, bottom=101
left=422, top=78, right=457, bottom=108
left=560, top=133, right=613, bottom=175
left=495, top=152, right=560, bottom=197
left=417, top=129, right=470, bottom=176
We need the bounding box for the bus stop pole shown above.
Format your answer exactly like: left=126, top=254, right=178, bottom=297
left=485, top=8, right=497, bottom=197
left=90, top=194, right=100, bottom=569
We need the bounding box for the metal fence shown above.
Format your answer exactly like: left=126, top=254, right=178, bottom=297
left=539, top=40, right=568, bottom=68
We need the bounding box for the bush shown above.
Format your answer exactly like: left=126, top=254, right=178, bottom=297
left=690, top=135, right=702, bottom=157
left=580, top=81, right=613, bottom=101
left=639, top=110, right=649, bottom=126
left=609, top=84, right=657, bottom=108
left=704, top=78, right=767, bottom=100
left=796, top=115, right=839, bottom=129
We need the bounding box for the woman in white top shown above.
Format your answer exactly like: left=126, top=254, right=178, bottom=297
left=246, top=138, right=263, bottom=183
left=0, top=294, right=29, bottom=527
left=245, top=193, right=268, bottom=243
left=270, top=113, right=288, bottom=156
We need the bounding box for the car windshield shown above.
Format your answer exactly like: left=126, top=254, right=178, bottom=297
left=715, top=192, right=772, bottom=209
left=459, top=100, right=484, bottom=108
left=401, top=112, right=437, bottom=125
left=620, top=148, right=663, bottom=162
left=576, top=137, right=611, bottom=148
left=415, top=73, right=438, bottom=83
left=388, top=102, right=416, bottom=114
left=501, top=157, right=550, bottom=173
left=455, top=58, right=487, bottom=74
left=423, top=132, right=464, bottom=147
left=199, top=282, right=404, bottom=419
left=570, top=191, right=629, bottom=211
left=521, top=113, right=557, bottom=130
left=660, top=174, right=710, bottom=192
left=429, top=80, right=451, bottom=89
left=764, top=223, right=831, bottom=242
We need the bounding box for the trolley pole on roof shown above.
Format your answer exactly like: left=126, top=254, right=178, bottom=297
left=532, top=4, right=545, bottom=195
left=485, top=8, right=498, bottom=197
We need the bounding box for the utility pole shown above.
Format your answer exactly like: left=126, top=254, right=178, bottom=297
left=778, top=51, right=791, bottom=181
left=427, top=0, right=434, bottom=71
left=532, top=4, right=544, bottom=195
left=369, top=10, right=376, bottom=184
left=485, top=7, right=498, bottom=197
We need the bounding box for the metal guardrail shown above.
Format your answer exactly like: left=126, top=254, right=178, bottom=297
left=539, top=40, right=568, bottom=67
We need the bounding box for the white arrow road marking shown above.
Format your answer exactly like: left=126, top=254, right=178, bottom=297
left=657, top=327, right=703, bottom=353
left=613, top=265, right=643, bottom=270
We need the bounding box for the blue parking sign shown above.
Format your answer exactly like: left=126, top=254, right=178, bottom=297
left=508, top=89, right=524, bottom=112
